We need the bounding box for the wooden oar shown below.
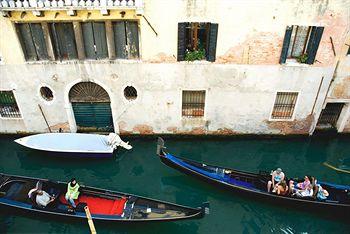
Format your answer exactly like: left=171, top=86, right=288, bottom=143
left=84, top=206, right=97, bottom=234
left=323, top=162, right=350, bottom=174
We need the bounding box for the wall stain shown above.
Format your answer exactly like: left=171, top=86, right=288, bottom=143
left=265, top=114, right=313, bottom=135
left=132, top=124, right=154, bottom=134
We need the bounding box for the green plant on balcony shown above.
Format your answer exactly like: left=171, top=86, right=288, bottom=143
left=185, top=49, right=206, bottom=61
left=297, top=54, right=308, bottom=63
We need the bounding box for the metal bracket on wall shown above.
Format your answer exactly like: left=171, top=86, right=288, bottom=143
left=330, top=36, right=336, bottom=57
left=142, top=15, right=158, bottom=37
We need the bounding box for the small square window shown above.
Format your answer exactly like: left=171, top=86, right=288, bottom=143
left=0, top=91, right=21, bottom=118
left=182, top=91, right=205, bottom=117
left=271, top=92, right=298, bottom=119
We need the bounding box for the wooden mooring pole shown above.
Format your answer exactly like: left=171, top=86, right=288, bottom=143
left=38, top=104, right=52, bottom=133
left=84, top=206, right=97, bottom=234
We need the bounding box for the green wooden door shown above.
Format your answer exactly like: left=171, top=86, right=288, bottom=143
left=72, top=102, right=114, bottom=132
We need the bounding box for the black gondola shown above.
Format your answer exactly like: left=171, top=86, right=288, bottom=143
left=0, top=173, right=209, bottom=222
left=156, top=138, right=350, bottom=216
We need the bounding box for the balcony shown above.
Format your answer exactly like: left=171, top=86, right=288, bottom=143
left=0, top=0, right=143, bottom=16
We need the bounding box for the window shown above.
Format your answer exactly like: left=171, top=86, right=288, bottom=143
left=49, top=23, right=77, bottom=60
left=40, top=86, right=54, bottom=101
left=271, top=92, right=298, bottom=119
left=112, top=21, right=139, bottom=59
left=280, top=25, right=324, bottom=64
left=182, top=91, right=206, bottom=117
left=347, top=46, right=350, bottom=55
left=317, top=103, right=344, bottom=127
left=16, top=23, right=49, bottom=61
left=82, top=22, right=108, bottom=59
left=177, top=22, right=218, bottom=62
left=0, top=91, right=21, bottom=118
left=124, top=86, right=137, bottom=100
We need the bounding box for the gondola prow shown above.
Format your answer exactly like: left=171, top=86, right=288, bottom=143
left=156, top=137, right=166, bottom=156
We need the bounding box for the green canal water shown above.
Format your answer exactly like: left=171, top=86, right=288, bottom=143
left=0, top=135, right=349, bottom=233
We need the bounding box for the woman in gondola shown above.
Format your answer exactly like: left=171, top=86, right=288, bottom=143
left=65, top=178, right=80, bottom=208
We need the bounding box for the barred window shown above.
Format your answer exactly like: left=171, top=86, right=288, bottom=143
left=0, top=91, right=21, bottom=118
left=182, top=90, right=205, bottom=117
left=271, top=92, right=298, bottom=119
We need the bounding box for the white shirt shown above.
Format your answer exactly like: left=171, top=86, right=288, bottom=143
left=36, top=191, right=51, bottom=207
left=300, top=188, right=313, bottom=197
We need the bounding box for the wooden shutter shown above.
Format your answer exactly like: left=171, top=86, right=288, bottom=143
left=17, top=24, right=37, bottom=61
left=207, top=23, right=218, bottom=62
left=279, top=26, right=293, bottom=64
left=113, top=21, right=127, bottom=59
left=177, top=22, right=187, bottom=61
left=306, top=26, right=324, bottom=64
left=125, top=21, right=139, bottom=59
left=30, top=23, right=49, bottom=60
left=93, top=22, right=108, bottom=59
left=51, top=23, right=77, bottom=60
left=82, top=22, right=96, bottom=59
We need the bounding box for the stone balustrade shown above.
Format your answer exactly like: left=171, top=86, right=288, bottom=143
left=0, top=0, right=143, bottom=10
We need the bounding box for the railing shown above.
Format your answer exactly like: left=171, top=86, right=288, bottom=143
left=0, top=0, right=143, bottom=12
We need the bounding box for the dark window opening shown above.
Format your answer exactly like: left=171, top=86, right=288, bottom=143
left=16, top=23, right=49, bottom=61
left=280, top=25, right=324, bottom=64
left=271, top=92, right=298, bottom=119
left=112, top=21, right=139, bottom=59
left=40, top=87, right=54, bottom=101
left=82, top=22, right=108, bottom=59
left=124, top=86, right=137, bottom=100
left=0, top=91, right=21, bottom=118
left=178, top=22, right=218, bottom=62
left=317, top=103, right=344, bottom=127
left=182, top=90, right=205, bottom=118
left=347, top=46, right=350, bottom=55
left=49, top=22, right=78, bottom=60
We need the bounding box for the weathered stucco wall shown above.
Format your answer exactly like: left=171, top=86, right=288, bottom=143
left=0, top=62, right=333, bottom=134
left=0, top=0, right=349, bottom=134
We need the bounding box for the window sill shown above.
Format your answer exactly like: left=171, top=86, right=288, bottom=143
left=268, top=118, right=295, bottom=122
left=283, top=59, right=310, bottom=67
left=0, top=117, right=23, bottom=120
left=24, top=59, right=141, bottom=65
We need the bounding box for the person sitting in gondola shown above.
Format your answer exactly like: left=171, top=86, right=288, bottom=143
left=289, top=175, right=311, bottom=193
left=316, top=185, right=329, bottom=201
left=293, top=184, right=314, bottom=198
left=65, top=178, right=80, bottom=208
left=28, top=182, right=56, bottom=208
left=272, top=180, right=289, bottom=196
left=267, top=168, right=285, bottom=192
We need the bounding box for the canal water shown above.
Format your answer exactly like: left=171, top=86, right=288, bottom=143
left=0, top=135, right=349, bottom=233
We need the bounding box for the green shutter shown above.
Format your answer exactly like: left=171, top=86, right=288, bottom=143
left=280, top=26, right=293, bottom=64
left=306, top=26, right=324, bottom=64
left=82, top=22, right=96, bottom=59
left=93, top=22, right=108, bottom=59
left=17, top=24, right=37, bottom=61
left=113, top=21, right=127, bottom=59
left=177, top=22, right=187, bottom=61
left=207, top=23, right=218, bottom=62
left=51, top=23, right=77, bottom=60
left=30, top=23, right=49, bottom=60
left=125, top=21, right=139, bottom=59
left=72, top=103, right=114, bottom=132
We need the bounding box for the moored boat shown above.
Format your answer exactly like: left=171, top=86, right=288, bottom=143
left=156, top=138, right=350, bottom=215
left=14, top=133, right=132, bottom=158
left=0, top=173, right=209, bottom=222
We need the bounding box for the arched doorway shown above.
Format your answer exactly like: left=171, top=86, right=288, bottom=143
left=69, top=82, right=114, bottom=132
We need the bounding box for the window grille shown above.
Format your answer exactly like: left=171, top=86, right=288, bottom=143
left=271, top=92, right=298, bottom=119
left=317, top=103, right=344, bottom=126
left=182, top=90, right=205, bottom=117
left=0, top=91, right=21, bottom=118
left=40, top=87, right=53, bottom=101
left=124, top=86, right=137, bottom=100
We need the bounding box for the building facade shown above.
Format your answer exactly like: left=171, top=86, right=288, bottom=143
left=0, top=0, right=349, bottom=135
